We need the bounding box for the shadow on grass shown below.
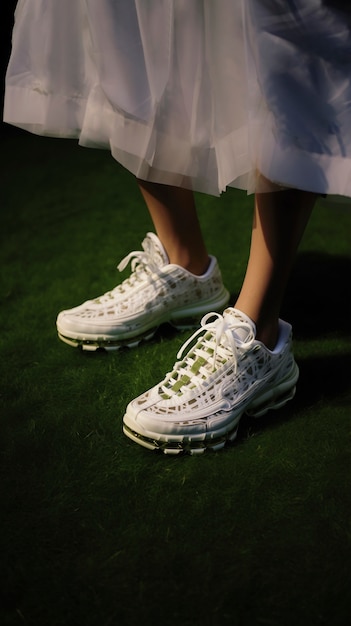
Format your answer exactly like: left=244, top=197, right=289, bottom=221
left=236, top=349, right=351, bottom=446
left=282, top=250, right=351, bottom=337
left=232, top=250, right=351, bottom=444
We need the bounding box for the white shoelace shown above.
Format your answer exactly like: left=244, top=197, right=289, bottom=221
left=95, top=249, right=160, bottom=303
left=117, top=249, right=159, bottom=276
left=161, top=312, right=256, bottom=397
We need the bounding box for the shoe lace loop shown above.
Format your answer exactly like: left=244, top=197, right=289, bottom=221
left=94, top=249, right=159, bottom=303
left=114, top=249, right=160, bottom=293
left=177, top=312, right=255, bottom=374
left=117, top=249, right=159, bottom=276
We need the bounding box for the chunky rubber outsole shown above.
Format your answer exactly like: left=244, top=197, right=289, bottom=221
left=57, top=328, right=157, bottom=351
left=122, top=363, right=299, bottom=455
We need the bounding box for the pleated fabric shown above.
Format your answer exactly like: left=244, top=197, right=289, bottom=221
left=4, top=0, right=351, bottom=197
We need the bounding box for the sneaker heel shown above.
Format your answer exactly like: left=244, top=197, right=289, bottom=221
left=247, top=385, right=297, bottom=418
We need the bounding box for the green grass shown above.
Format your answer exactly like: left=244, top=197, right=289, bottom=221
left=1, top=131, right=350, bottom=626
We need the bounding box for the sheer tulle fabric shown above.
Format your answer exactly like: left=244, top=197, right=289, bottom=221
left=4, top=0, right=351, bottom=197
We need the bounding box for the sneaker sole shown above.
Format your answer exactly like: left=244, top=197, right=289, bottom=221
left=57, top=327, right=157, bottom=352
left=122, top=362, right=299, bottom=455
left=57, top=290, right=230, bottom=351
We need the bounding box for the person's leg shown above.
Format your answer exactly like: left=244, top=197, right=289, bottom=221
left=56, top=179, right=229, bottom=350
left=137, top=179, right=210, bottom=276
left=235, top=187, right=317, bottom=349
left=123, top=184, right=317, bottom=454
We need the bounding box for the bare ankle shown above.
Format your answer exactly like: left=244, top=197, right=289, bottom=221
left=255, top=322, right=279, bottom=351
left=233, top=303, right=279, bottom=350
left=169, top=253, right=210, bottom=276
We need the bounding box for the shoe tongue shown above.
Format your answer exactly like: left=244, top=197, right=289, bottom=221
left=223, top=307, right=256, bottom=342
left=142, top=232, right=169, bottom=267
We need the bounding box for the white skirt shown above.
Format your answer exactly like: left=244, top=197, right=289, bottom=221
left=4, top=0, right=351, bottom=197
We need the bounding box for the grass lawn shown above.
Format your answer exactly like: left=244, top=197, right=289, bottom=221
left=1, top=131, right=350, bottom=626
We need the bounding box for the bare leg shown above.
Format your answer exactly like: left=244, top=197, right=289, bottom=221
left=235, top=187, right=317, bottom=349
left=137, top=179, right=209, bottom=276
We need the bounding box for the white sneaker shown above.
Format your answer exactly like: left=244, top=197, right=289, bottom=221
left=123, top=308, right=299, bottom=454
left=56, top=233, right=229, bottom=351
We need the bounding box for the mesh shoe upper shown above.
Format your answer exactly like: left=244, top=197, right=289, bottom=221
left=56, top=233, right=229, bottom=343
left=123, top=308, right=299, bottom=445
